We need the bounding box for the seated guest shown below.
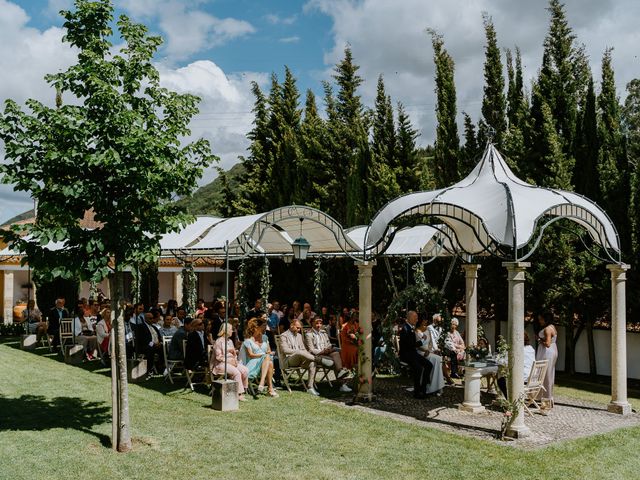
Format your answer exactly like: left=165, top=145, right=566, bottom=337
left=297, top=302, right=316, bottom=326
left=184, top=318, right=209, bottom=371
left=339, top=313, right=359, bottom=370
left=240, top=318, right=278, bottom=397
left=159, top=314, right=177, bottom=337
left=327, top=315, right=339, bottom=346
left=175, top=307, right=187, bottom=326
left=399, top=311, right=433, bottom=399
left=195, top=298, right=207, bottom=317
left=415, top=318, right=444, bottom=396
left=137, top=312, right=163, bottom=373
left=211, top=324, right=249, bottom=401
left=497, top=332, right=536, bottom=398
left=21, top=299, right=45, bottom=339
left=47, top=297, right=69, bottom=349
left=445, top=318, right=465, bottom=379
left=168, top=317, right=194, bottom=361
left=305, top=317, right=351, bottom=392
left=280, top=319, right=318, bottom=395
left=371, top=312, right=386, bottom=368
left=73, top=306, right=99, bottom=360
left=164, top=299, right=179, bottom=317
left=206, top=301, right=225, bottom=344
left=95, top=307, right=112, bottom=361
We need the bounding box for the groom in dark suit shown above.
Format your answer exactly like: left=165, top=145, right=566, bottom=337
left=399, top=310, right=432, bottom=399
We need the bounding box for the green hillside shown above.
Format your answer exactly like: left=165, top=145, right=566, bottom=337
left=176, top=163, right=245, bottom=215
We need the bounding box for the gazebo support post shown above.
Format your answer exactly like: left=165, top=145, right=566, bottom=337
left=607, top=263, right=631, bottom=415
left=355, top=260, right=375, bottom=402
left=462, top=264, right=481, bottom=347
left=502, top=261, right=531, bottom=438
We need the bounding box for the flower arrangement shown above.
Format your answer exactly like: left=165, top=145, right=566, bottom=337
left=465, top=343, right=490, bottom=362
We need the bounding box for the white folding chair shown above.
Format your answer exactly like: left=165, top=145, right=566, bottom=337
left=59, top=318, right=76, bottom=348
left=275, top=334, right=310, bottom=393
left=523, top=360, right=549, bottom=416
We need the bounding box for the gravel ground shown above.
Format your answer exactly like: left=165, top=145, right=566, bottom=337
left=324, top=376, right=640, bottom=448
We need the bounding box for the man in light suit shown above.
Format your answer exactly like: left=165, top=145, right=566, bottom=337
left=279, top=319, right=318, bottom=395
left=305, top=317, right=351, bottom=392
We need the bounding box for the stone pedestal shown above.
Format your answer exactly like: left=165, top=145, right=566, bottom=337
left=20, top=334, right=38, bottom=350
left=212, top=379, right=239, bottom=411
left=127, top=358, right=148, bottom=382
left=459, top=364, right=498, bottom=413
left=502, top=261, right=531, bottom=438
left=64, top=344, right=85, bottom=365
left=355, top=261, right=376, bottom=402
left=607, top=264, right=632, bottom=415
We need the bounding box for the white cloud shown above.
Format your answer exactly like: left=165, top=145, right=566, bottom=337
left=306, top=0, right=640, bottom=145
left=265, top=13, right=297, bottom=25
left=0, top=0, right=262, bottom=222
left=157, top=60, right=268, bottom=183
left=0, top=0, right=79, bottom=223
left=119, top=0, right=255, bottom=60
left=279, top=36, right=300, bottom=44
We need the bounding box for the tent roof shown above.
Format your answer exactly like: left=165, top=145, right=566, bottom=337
left=366, top=144, right=620, bottom=260
left=346, top=225, right=455, bottom=257
left=160, top=206, right=361, bottom=258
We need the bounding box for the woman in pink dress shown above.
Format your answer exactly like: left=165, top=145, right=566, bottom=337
left=445, top=318, right=465, bottom=378
left=536, top=312, right=558, bottom=409
left=211, top=323, right=249, bottom=401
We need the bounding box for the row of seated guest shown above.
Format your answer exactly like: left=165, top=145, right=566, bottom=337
left=279, top=318, right=352, bottom=396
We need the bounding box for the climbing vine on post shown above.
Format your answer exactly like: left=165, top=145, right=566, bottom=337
left=260, top=256, right=271, bottom=307
left=236, top=259, right=248, bottom=320
left=313, top=257, right=325, bottom=311
left=181, top=262, right=197, bottom=314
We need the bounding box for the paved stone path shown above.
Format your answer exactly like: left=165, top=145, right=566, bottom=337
left=324, top=377, right=640, bottom=448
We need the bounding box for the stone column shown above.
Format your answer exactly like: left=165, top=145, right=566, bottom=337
left=3, top=270, right=14, bottom=324
left=355, top=261, right=375, bottom=402
left=462, top=264, right=481, bottom=346
left=173, top=272, right=183, bottom=306
left=502, top=261, right=531, bottom=438
left=607, top=263, right=631, bottom=415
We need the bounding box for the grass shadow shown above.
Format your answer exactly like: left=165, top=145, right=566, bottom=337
left=0, top=394, right=111, bottom=446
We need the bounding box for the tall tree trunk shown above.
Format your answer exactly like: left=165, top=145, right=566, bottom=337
left=110, top=263, right=132, bottom=452
left=564, top=318, right=575, bottom=374
left=586, top=312, right=597, bottom=376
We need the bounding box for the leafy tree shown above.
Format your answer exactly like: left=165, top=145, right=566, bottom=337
left=428, top=29, right=460, bottom=187
left=0, top=0, right=214, bottom=451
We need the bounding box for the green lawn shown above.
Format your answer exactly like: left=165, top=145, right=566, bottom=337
left=1, top=338, right=639, bottom=480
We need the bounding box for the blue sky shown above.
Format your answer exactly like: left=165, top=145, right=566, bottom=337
left=1, top=0, right=639, bottom=223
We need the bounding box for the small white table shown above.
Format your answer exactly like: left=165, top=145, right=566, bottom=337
left=459, top=364, right=499, bottom=413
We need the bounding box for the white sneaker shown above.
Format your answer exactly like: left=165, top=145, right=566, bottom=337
left=307, top=387, right=320, bottom=396
left=339, top=384, right=352, bottom=393
left=337, top=368, right=350, bottom=379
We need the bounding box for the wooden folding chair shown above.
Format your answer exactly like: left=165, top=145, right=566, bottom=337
left=523, top=360, right=549, bottom=416
left=59, top=318, right=76, bottom=349
left=275, top=334, right=310, bottom=393
left=162, top=336, right=183, bottom=384
left=183, top=340, right=210, bottom=391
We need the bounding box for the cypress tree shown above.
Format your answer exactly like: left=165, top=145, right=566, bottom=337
left=396, top=102, right=421, bottom=192
left=573, top=76, right=600, bottom=200
left=300, top=89, right=327, bottom=209
left=429, top=29, right=460, bottom=187
left=479, top=13, right=507, bottom=146
left=460, top=112, right=480, bottom=175
left=333, top=46, right=369, bottom=225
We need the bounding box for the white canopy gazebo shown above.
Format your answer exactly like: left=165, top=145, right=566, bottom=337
left=361, top=144, right=629, bottom=437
